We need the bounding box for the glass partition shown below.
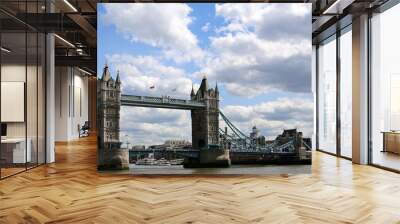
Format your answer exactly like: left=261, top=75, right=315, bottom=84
left=27, top=31, right=38, bottom=169
left=1, top=30, right=28, bottom=177
left=371, top=4, right=400, bottom=171
left=38, top=32, right=45, bottom=165
left=317, top=35, right=337, bottom=154
left=0, top=1, right=46, bottom=179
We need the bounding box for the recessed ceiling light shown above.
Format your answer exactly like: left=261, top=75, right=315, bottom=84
left=1, top=47, right=11, bottom=53
left=78, top=67, right=92, bottom=76
left=322, top=0, right=354, bottom=15
left=63, top=0, right=78, bottom=12
left=54, top=34, right=75, bottom=48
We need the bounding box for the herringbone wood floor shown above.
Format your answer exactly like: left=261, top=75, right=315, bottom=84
left=1, top=136, right=400, bottom=224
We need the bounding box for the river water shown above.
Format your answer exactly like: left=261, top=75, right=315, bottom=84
left=125, top=164, right=311, bottom=175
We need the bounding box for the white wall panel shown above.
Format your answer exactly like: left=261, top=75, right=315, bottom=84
left=1, top=82, right=25, bottom=122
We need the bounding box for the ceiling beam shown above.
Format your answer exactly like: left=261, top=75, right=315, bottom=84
left=12, top=13, right=82, bottom=32
left=67, top=13, right=97, bottom=46
left=55, top=55, right=96, bottom=71
left=322, top=0, right=356, bottom=15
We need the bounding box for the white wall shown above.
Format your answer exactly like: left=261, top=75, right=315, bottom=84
left=55, top=67, right=89, bottom=141
left=55, top=66, right=69, bottom=141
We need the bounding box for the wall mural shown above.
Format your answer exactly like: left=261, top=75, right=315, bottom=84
left=97, top=3, right=313, bottom=174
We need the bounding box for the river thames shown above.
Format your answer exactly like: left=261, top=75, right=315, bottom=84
left=119, top=164, right=311, bottom=175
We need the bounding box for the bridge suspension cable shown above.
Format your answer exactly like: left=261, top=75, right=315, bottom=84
left=219, top=111, right=250, bottom=141
left=218, top=110, right=297, bottom=153
left=301, top=140, right=312, bottom=150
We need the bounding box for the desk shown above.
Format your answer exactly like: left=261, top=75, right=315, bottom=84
left=1, top=138, right=31, bottom=163
left=382, top=131, right=400, bottom=154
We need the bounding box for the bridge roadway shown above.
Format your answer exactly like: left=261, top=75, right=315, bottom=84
left=121, top=94, right=206, bottom=110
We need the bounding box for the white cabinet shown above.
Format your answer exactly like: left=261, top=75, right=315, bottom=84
left=1, top=138, right=31, bottom=163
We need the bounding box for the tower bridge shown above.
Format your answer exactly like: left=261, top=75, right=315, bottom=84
left=97, top=65, right=311, bottom=170
left=97, top=64, right=226, bottom=169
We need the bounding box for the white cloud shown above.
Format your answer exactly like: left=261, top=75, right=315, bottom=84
left=107, top=54, right=194, bottom=99
left=120, top=107, right=191, bottom=145
left=196, top=3, right=312, bottom=98
left=199, top=32, right=311, bottom=98
left=101, top=3, right=312, bottom=97
left=102, top=3, right=204, bottom=63
left=215, top=3, right=310, bottom=40
left=120, top=107, right=191, bottom=147
left=221, top=98, right=313, bottom=140
left=201, top=22, right=210, bottom=32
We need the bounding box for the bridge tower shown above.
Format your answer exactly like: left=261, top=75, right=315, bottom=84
left=191, top=77, right=219, bottom=149
left=97, top=65, right=128, bottom=169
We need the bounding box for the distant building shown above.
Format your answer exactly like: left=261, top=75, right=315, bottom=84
left=250, top=126, right=266, bottom=146
left=144, top=140, right=191, bottom=150
left=257, top=136, right=266, bottom=146
left=275, top=129, right=312, bottom=160
left=275, top=129, right=301, bottom=148
left=149, top=144, right=167, bottom=150
left=250, top=126, right=259, bottom=139
left=275, top=129, right=303, bottom=146
left=164, top=140, right=191, bottom=148
left=132, top=145, right=145, bottom=151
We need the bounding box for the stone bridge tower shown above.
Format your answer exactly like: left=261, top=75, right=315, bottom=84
left=97, top=65, right=128, bottom=170
left=191, top=77, right=219, bottom=149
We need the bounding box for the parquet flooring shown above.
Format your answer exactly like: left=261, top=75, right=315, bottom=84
left=1, top=135, right=400, bottom=223
left=0, top=167, right=26, bottom=178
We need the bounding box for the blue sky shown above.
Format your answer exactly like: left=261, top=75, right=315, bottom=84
left=98, top=3, right=313, bottom=146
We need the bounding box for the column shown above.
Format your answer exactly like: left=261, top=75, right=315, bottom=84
left=46, top=0, right=55, bottom=163
left=352, top=14, right=369, bottom=164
